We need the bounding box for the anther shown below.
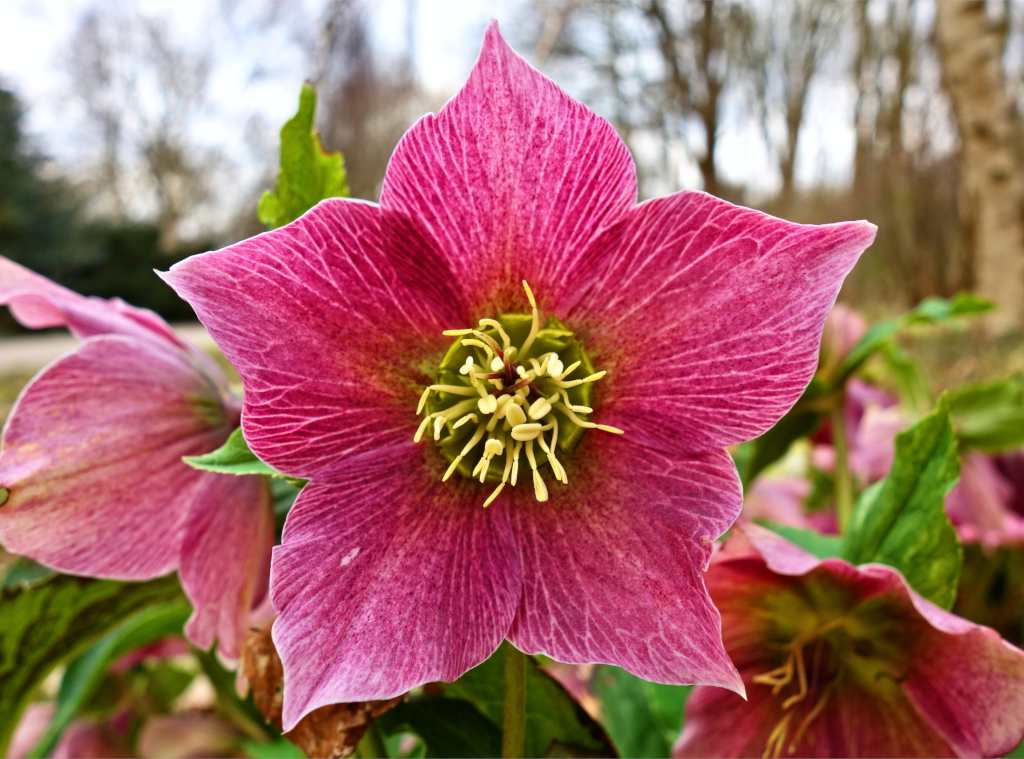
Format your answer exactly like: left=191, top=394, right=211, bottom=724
left=511, top=423, right=543, bottom=441
left=505, top=404, right=527, bottom=427
left=477, top=395, right=498, bottom=414
left=527, top=397, right=552, bottom=420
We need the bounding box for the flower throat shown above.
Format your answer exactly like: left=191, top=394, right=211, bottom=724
left=415, top=281, right=622, bottom=507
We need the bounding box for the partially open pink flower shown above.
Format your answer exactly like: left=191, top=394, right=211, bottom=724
left=0, top=257, right=273, bottom=658
left=743, top=477, right=814, bottom=529
left=164, top=24, right=875, bottom=728
left=675, top=525, right=1024, bottom=758
left=947, top=451, right=1024, bottom=549
left=812, top=379, right=905, bottom=485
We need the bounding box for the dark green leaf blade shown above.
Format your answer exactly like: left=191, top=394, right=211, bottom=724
left=0, top=573, right=183, bottom=755
left=258, top=83, right=348, bottom=229
left=445, top=643, right=615, bottom=757
left=843, top=403, right=962, bottom=608
left=30, top=599, right=190, bottom=757
left=378, top=697, right=501, bottom=758
left=739, top=381, right=825, bottom=487
left=590, top=665, right=690, bottom=757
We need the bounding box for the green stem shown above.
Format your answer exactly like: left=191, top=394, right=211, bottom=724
left=356, top=723, right=388, bottom=758
left=502, top=645, right=527, bottom=758
left=831, top=398, right=855, bottom=533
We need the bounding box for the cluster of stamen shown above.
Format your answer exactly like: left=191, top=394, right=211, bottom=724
left=753, top=632, right=838, bottom=758
left=414, top=281, right=622, bottom=506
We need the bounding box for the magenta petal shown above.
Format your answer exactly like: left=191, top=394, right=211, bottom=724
left=507, top=438, right=743, bottom=692
left=0, top=255, right=187, bottom=349
left=270, top=441, right=521, bottom=730
left=564, top=192, right=875, bottom=452
left=179, top=472, right=274, bottom=660
left=163, top=199, right=467, bottom=480
left=379, top=22, right=636, bottom=306
left=0, top=335, right=230, bottom=578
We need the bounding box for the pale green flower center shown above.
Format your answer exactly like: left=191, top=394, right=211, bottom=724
left=414, top=281, right=622, bottom=507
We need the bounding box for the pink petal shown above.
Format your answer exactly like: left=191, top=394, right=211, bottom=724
left=180, top=472, right=274, bottom=660
left=379, top=22, right=636, bottom=308
left=563, top=193, right=875, bottom=453
left=946, top=452, right=1024, bottom=548
left=506, top=437, right=743, bottom=693
left=0, top=255, right=187, bottom=349
left=162, top=200, right=467, bottom=480
left=0, top=335, right=232, bottom=579
left=742, top=476, right=813, bottom=528
left=270, top=441, right=521, bottom=730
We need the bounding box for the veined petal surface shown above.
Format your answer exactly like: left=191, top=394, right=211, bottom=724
left=271, top=441, right=521, bottom=730
left=0, top=335, right=232, bottom=578
left=380, top=22, right=636, bottom=311
left=507, top=438, right=743, bottom=693
left=163, top=200, right=467, bottom=480
left=180, top=472, right=274, bottom=660
left=563, top=192, right=875, bottom=452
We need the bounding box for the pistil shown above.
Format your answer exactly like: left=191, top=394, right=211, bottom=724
left=415, top=281, right=622, bottom=506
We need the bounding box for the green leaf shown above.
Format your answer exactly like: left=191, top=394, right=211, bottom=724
left=757, top=521, right=845, bottom=559
left=0, top=573, right=183, bottom=755
left=590, top=665, right=690, bottom=757
left=185, top=428, right=299, bottom=482
left=258, top=83, right=348, bottom=229
left=838, top=293, right=992, bottom=382
left=30, top=599, right=190, bottom=757
left=378, top=697, right=501, bottom=758
left=843, top=403, right=962, bottom=608
left=1, top=557, right=55, bottom=590
left=947, top=377, right=1024, bottom=452
left=740, top=380, right=826, bottom=486
left=242, top=738, right=307, bottom=759
left=445, top=643, right=615, bottom=757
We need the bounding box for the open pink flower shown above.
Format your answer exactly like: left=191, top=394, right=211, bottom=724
left=0, top=257, right=273, bottom=658
left=164, top=24, right=875, bottom=728
left=675, top=525, right=1024, bottom=758
left=947, top=451, right=1024, bottom=549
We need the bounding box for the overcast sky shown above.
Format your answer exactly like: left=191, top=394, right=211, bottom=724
left=0, top=0, right=856, bottom=207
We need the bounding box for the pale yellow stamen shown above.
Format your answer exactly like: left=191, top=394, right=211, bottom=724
left=511, top=422, right=543, bottom=441
left=527, top=397, right=552, bottom=420
left=505, top=403, right=527, bottom=427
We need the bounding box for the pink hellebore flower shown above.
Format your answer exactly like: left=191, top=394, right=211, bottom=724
left=812, top=379, right=905, bottom=485
left=0, top=257, right=273, bottom=659
left=675, top=525, right=1024, bottom=758
left=164, top=24, right=875, bottom=728
left=947, top=451, right=1024, bottom=549
left=818, top=303, right=867, bottom=379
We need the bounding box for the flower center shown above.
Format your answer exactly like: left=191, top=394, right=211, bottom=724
left=414, top=281, right=622, bottom=507
left=752, top=617, right=907, bottom=758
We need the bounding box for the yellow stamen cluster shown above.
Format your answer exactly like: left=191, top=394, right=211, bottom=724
left=414, top=281, right=622, bottom=507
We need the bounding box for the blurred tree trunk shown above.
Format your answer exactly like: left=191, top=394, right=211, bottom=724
left=936, top=0, right=1024, bottom=328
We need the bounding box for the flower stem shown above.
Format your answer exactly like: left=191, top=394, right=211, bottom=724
left=831, top=399, right=855, bottom=533
left=502, top=645, right=528, bottom=758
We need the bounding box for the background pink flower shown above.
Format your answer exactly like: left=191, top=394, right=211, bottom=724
left=0, top=256, right=273, bottom=658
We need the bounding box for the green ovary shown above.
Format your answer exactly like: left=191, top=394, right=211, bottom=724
left=414, top=281, right=622, bottom=507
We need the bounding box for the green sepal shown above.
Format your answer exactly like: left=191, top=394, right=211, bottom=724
left=184, top=428, right=304, bottom=486
left=843, top=402, right=962, bottom=608
left=947, top=376, right=1024, bottom=452
left=0, top=573, right=184, bottom=756
left=257, top=83, right=348, bottom=229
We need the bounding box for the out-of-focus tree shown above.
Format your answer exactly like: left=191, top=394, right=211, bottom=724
left=936, top=0, right=1024, bottom=329
left=0, top=86, right=83, bottom=281
left=306, top=0, right=434, bottom=200
left=744, top=0, right=843, bottom=212
left=63, top=8, right=218, bottom=250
